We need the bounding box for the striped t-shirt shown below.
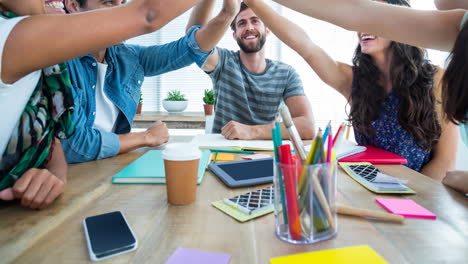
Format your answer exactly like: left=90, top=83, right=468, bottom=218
left=208, top=48, right=305, bottom=133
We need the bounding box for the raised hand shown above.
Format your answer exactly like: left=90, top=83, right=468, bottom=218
left=222, top=0, right=242, bottom=16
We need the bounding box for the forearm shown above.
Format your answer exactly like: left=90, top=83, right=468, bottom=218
left=3, top=0, right=201, bottom=83
left=278, top=116, right=315, bottom=140
left=46, top=139, right=68, bottom=184
left=187, top=0, right=216, bottom=31
left=118, top=132, right=149, bottom=154
left=273, top=0, right=463, bottom=52
left=195, top=6, right=238, bottom=52
left=420, top=160, right=454, bottom=182
left=443, top=171, right=468, bottom=194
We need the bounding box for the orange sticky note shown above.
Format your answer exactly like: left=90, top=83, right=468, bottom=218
left=210, top=153, right=235, bottom=161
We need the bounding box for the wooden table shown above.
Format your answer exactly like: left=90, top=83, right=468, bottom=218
left=133, top=112, right=206, bottom=129
left=1, top=137, right=467, bottom=263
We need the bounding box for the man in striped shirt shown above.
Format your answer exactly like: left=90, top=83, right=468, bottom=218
left=188, top=0, right=316, bottom=140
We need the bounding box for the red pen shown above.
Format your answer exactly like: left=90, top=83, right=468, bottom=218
left=278, top=144, right=301, bottom=240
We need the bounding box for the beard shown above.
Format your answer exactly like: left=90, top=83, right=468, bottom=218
left=236, top=34, right=267, bottom=53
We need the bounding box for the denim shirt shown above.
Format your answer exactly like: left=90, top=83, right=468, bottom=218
left=62, top=26, right=212, bottom=163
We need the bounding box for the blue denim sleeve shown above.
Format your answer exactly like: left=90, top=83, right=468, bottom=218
left=129, top=25, right=213, bottom=76
left=186, top=25, right=215, bottom=68
left=61, top=90, right=120, bottom=163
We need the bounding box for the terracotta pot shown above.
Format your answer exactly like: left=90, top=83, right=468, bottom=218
left=136, top=103, right=142, bottom=114
left=203, top=104, right=213, bottom=115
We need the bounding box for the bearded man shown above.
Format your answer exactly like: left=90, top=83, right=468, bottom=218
left=187, top=1, right=316, bottom=140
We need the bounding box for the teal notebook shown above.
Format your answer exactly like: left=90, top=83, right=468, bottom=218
left=112, top=150, right=211, bottom=184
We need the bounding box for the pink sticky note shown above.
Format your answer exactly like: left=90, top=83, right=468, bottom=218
left=375, top=198, right=436, bottom=219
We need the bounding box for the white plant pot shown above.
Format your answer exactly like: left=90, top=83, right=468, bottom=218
left=162, top=100, right=188, bottom=113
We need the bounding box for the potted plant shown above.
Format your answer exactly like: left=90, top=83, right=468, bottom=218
left=202, top=89, right=215, bottom=115
left=136, top=92, right=143, bottom=114
left=162, top=90, right=188, bottom=113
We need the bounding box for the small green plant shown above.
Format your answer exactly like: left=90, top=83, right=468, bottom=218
left=203, top=89, right=215, bottom=105
left=164, top=90, right=187, bottom=101
left=139, top=92, right=143, bottom=104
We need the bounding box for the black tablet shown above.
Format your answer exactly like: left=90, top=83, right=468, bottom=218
left=208, top=158, right=274, bottom=188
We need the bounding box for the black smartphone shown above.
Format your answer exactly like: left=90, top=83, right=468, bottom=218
left=83, top=211, right=138, bottom=261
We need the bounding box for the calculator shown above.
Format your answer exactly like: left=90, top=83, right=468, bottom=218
left=223, top=186, right=274, bottom=215
left=339, top=162, right=415, bottom=194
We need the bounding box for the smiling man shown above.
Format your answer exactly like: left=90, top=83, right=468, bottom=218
left=187, top=1, right=315, bottom=140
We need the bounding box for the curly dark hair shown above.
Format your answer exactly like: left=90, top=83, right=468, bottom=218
left=442, top=21, right=468, bottom=124
left=349, top=0, right=441, bottom=150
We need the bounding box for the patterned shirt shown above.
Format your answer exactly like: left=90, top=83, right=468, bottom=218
left=354, top=92, right=432, bottom=171
left=0, top=12, right=75, bottom=190
left=207, top=48, right=305, bottom=133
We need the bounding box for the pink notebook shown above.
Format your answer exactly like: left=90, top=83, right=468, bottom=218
left=375, top=198, right=437, bottom=219
left=338, top=145, right=407, bottom=164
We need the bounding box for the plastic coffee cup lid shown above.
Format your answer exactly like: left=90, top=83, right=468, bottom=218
left=162, top=143, right=201, bottom=161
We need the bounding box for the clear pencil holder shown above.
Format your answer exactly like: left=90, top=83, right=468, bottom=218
left=274, top=161, right=338, bottom=244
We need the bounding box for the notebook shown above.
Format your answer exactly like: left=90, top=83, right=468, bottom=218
left=375, top=198, right=437, bottom=219
left=165, top=247, right=231, bottom=264
left=111, top=150, right=211, bottom=184
left=338, top=145, right=407, bottom=164
left=269, top=245, right=388, bottom=264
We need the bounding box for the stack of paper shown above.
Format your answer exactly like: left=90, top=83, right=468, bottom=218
left=191, top=134, right=291, bottom=151
left=335, top=140, right=367, bottom=160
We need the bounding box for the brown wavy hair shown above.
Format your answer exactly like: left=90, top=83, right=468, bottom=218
left=442, top=21, right=468, bottom=124
left=349, top=0, right=441, bottom=150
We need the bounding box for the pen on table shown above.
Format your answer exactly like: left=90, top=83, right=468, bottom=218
left=279, top=105, right=307, bottom=161
left=209, top=149, right=255, bottom=154
left=336, top=203, right=404, bottom=223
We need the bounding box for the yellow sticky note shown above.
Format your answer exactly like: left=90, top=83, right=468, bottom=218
left=270, top=245, right=388, bottom=264
left=210, top=153, right=235, bottom=161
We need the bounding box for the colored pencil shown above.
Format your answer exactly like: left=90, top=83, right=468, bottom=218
left=278, top=144, right=301, bottom=240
